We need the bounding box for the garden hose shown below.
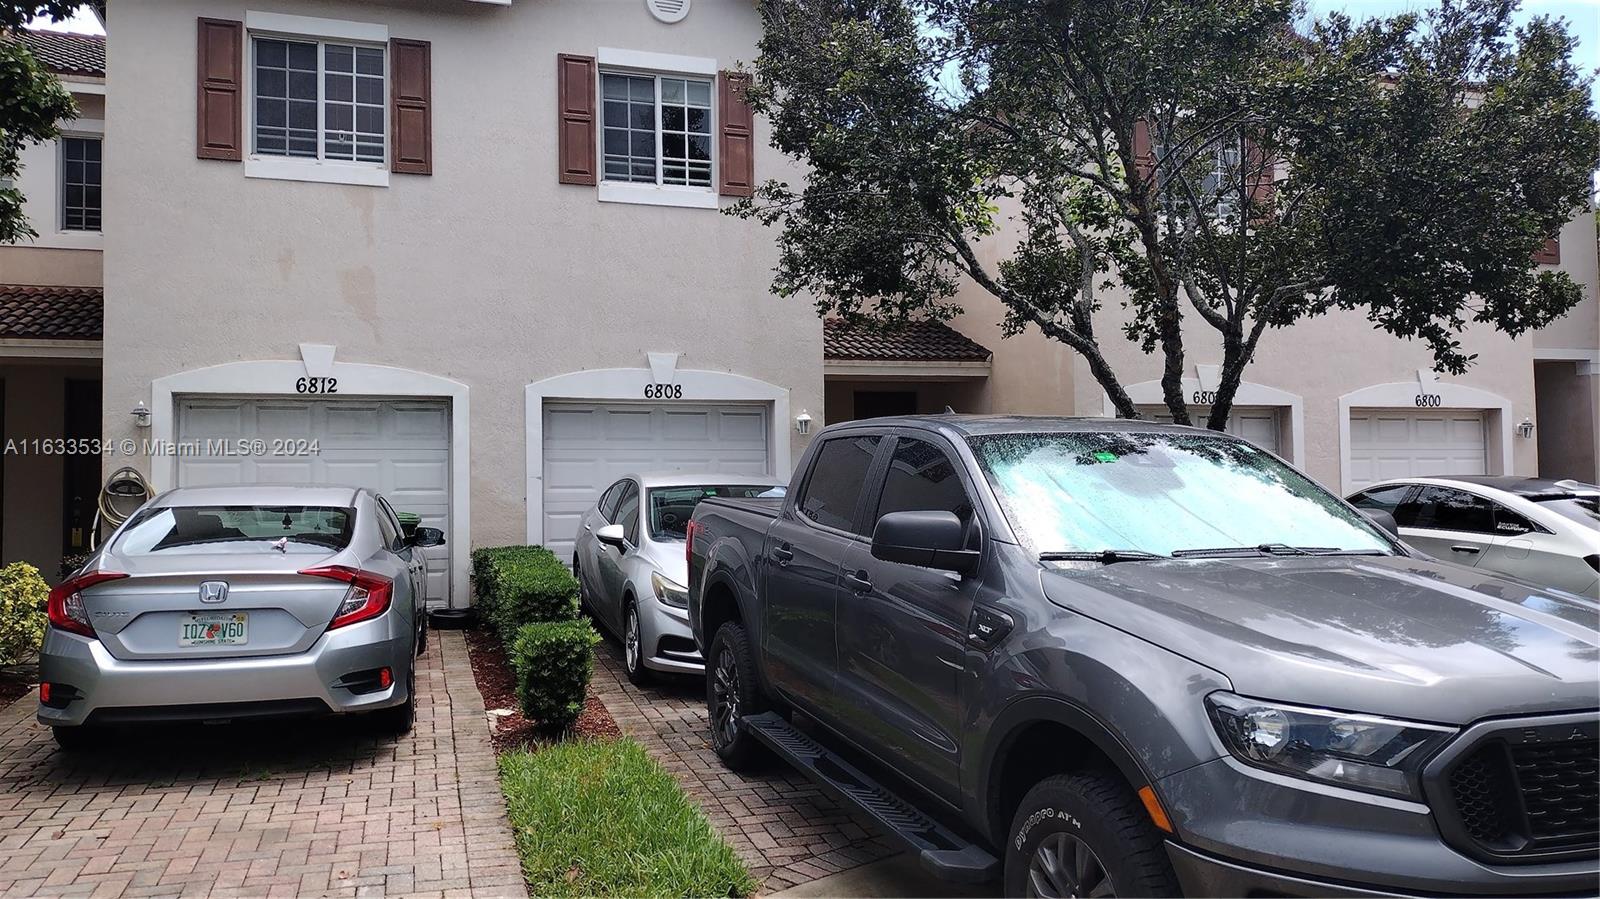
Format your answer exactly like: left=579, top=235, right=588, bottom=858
left=90, top=466, right=153, bottom=549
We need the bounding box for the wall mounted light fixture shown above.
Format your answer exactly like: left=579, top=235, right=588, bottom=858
left=131, top=401, right=151, bottom=429
left=1516, top=417, right=1535, bottom=439
left=795, top=410, right=813, bottom=436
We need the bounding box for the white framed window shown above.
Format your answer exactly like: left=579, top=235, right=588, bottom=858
left=243, top=12, right=389, bottom=187
left=600, top=71, right=714, bottom=189
left=1155, top=131, right=1243, bottom=219
left=59, top=135, right=102, bottom=232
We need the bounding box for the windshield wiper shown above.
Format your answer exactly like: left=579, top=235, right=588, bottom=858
left=1039, top=549, right=1167, bottom=564
left=1171, top=544, right=1348, bottom=559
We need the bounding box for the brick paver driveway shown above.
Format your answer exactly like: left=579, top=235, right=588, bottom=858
left=0, top=631, right=522, bottom=899
left=592, top=639, right=899, bottom=892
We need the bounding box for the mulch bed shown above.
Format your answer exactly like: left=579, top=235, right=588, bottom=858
left=463, top=625, right=621, bottom=753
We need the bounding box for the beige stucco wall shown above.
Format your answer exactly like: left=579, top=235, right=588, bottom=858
left=1, top=82, right=104, bottom=288
left=0, top=247, right=101, bottom=287
left=102, top=0, right=822, bottom=552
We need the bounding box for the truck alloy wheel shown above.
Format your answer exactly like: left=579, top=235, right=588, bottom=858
left=711, top=645, right=741, bottom=748
left=1026, top=832, right=1112, bottom=898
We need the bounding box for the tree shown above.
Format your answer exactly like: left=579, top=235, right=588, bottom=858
left=1, top=2, right=91, bottom=244
left=731, top=0, right=1599, bottom=427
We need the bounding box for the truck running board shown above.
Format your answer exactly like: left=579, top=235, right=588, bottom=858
left=740, top=711, right=1000, bottom=883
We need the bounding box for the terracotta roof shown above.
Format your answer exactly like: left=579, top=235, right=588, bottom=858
left=0, top=285, right=103, bottom=340
left=823, top=318, right=992, bottom=363
left=10, top=28, right=105, bottom=77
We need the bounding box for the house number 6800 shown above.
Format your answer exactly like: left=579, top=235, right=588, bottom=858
left=644, top=384, right=683, bottom=399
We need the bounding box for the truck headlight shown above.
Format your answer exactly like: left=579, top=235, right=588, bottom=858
left=1205, top=691, right=1455, bottom=800
left=650, top=572, right=689, bottom=608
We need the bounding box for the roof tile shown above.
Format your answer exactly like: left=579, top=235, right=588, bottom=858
left=0, top=285, right=103, bottom=340
left=9, top=28, right=106, bottom=77
left=823, top=318, right=992, bottom=363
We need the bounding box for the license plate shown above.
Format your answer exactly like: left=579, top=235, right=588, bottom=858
left=180, top=612, right=248, bottom=646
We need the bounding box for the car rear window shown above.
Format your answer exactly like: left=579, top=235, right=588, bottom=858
left=114, top=505, right=355, bottom=555
left=1532, top=495, right=1600, bottom=530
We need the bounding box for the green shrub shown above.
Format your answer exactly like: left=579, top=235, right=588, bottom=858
left=499, top=739, right=756, bottom=898
left=472, top=545, right=580, bottom=640
left=58, top=553, right=90, bottom=580
left=510, top=619, right=599, bottom=731
left=0, top=562, right=49, bottom=665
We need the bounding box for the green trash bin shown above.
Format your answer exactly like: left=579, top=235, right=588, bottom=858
left=395, top=511, right=422, bottom=540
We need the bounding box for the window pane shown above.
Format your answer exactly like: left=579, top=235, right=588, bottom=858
left=688, top=134, right=711, bottom=161
left=59, top=136, right=102, bottom=232
left=687, top=79, right=710, bottom=106
left=326, top=72, right=353, bottom=103
left=287, top=40, right=317, bottom=69
left=661, top=78, right=686, bottom=103
left=800, top=436, right=882, bottom=533
left=604, top=128, right=628, bottom=155
left=1349, top=485, right=1411, bottom=515
left=629, top=103, right=654, bottom=129
left=357, top=106, right=383, bottom=136
left=256, top=97, right=285, bottom=127
left=602, top=75, right=630, bottom=100
left=875, top=438, right=974, bottom=529
left=257, top=68, right=286, bottom=98
left=662, top=106, right=685, bottom=131
left=325, top=104, right=353, bottom=132
left=356, top=47, right=383, bottom=75
left=686, top=107, right=709, bottom=134
left=356, top=76, right=383, bottom=105
left=601, top=73, right=658, bottom=184
left=255, top=36, right=319, bottom=160
left=257, top=37, right=287, bottom=67
left=1405, top=487, right=1495, bottom=534
left=629, top=77, right=652, bottom=101
left=288, top=100, right=317, bottom=131
left=631, top=131, right=654, bottom=158
left=288, top=70, right=317, bottom=100
left=662, top=133, right=685, bottom=158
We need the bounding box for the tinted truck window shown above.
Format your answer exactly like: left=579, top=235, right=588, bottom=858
left=800, top=435, right=881, bottom=532
left=875, top=437, right=973, bottom=526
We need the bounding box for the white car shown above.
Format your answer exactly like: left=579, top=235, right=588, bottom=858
left=571, top=472, right=785, bottom=685
left=1348, top=476, right=1600, bottom=597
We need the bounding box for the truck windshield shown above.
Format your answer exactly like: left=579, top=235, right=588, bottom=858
left=648, top=486, right=775, bottom=540
left=114, top=505, right=355, bottom=555
left=967, top=432, right=1393, bottom=558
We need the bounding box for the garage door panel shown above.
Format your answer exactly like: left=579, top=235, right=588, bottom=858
left=178, top=397, right=452, bottom=607
left=1348, top=409, right=1487, bottom=490
left=1138, top=405, right=1282, bottom=456
left=541, top=402, right=771, bottom=560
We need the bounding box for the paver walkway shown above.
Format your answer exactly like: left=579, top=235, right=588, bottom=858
left=0, top=631, right=522, bottom=899
left=591, top=639, right=900, bottom=892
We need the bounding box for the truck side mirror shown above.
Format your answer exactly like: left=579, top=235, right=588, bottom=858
left=872, top=510, right=979, bottom=575
left=1362, top=509, right=1401, bottom=539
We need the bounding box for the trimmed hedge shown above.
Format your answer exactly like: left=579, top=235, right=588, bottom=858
left=471, top=545, right=579, bottom=639
left=0, top=562, right=48, bottom=666
left=510, top=619, right=601, bottom=731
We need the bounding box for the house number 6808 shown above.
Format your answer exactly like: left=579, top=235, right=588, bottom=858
left=644, top=384, right=683, bottom=399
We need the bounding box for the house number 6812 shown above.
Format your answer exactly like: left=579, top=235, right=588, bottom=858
left=644, top=384, right=683, bottom=399
left=296, top=377, right=339, bottom=395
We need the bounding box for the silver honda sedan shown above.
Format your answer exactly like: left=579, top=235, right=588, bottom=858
left=573, top=472, right=784, bottom=685
left=38, top=484, right=442, bottom=749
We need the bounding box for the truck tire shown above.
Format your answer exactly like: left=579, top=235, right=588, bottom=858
left=706, top=621, right=769, bottom=771
left=1004, top=772, right=1179, bottom=898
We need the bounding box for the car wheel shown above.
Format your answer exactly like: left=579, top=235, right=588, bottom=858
left=370, top=661, right=416, bottom=738
left=1004, top=772, right=1179, bottom=898
left=623, top=600, right=653, bottom=687
left=51, top=725, right=98, bottom=752
left=417, top=609, right=429, bottom=656
left=575, top=559, right=593, bottom=618
left=706, top=621, right=769, bottom=771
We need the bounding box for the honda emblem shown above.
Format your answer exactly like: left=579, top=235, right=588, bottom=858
left=199, top=581, right=229, bottom=604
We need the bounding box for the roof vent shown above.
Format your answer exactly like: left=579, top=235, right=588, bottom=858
left=646, top=0, right=690, bottom=23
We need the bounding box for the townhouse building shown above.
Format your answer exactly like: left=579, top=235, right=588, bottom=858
left=94, top=0, right=820, bottom=608
left=0, top=29, right=106, bottom=579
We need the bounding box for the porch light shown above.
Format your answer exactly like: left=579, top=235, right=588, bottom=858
left=1517, top=418, right=1535, bottom=439
left=795, top=410, right=813, bottom=436
left=130, top=401, right=151, bottom=429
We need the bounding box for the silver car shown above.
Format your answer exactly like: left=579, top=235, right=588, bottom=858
left=1349, top=475, right=1600, bottom=597
left=573, top=473, right=784, bottom=685
left=39, top=485, right=442, bottom=748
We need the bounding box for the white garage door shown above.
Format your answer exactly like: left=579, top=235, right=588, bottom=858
left=176, top=397, right=452, bottom=606
left=1348, top=409, right=1487, bottom=490
left=1142, top=406, right=1282, bottom=456
left=542, top=402, right=770, bottom=560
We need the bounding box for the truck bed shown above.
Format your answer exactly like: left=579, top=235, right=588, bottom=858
left=697, top=495, right=783, bottom=520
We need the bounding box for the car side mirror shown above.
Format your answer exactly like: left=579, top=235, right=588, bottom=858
left=1362, top=509, right=1401, bottom=539
left=409, top=526, right=446, bottom=548
left=871, top=510, right=979, bottom=575
left=596, top=523, right=628, bottom=551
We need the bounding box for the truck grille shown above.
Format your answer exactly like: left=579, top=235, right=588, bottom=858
left=1445, top=736, right=1599, bottom=857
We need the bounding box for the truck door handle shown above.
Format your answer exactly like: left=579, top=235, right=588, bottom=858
left=773, top=546, right=795, bottom=565
left=845, top=570, right=872, bottom=594
left=1450, top=544, right=1482, bottom=555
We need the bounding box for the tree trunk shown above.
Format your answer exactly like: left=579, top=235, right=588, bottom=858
left=1084, top=345, right=1140, bottom=418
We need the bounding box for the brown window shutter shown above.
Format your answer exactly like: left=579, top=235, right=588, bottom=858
left=1132, top=120, right=1155, bottom=181
left=557, top=54, right=596, bottom=185
left=1533, top=237, right=1560, bottom=265
left=390, top=39, right=432, bottom=175
left=196, top=18, right=243, bottom=160
left=718, top=71, right=755, bottom=197
left=1245, top=139, right=1275, bottom=209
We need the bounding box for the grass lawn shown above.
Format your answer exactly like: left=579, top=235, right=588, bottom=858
left=499, top=738, right=756, bottom=898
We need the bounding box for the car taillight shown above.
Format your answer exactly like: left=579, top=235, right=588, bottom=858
left=47, top=571, right=128, bottom=638
left=300, top=566, right=394, bottom=630
left=685, top=519, right=700, bottom=564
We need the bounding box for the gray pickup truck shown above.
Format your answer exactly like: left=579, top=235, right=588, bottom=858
left=686, top=416, right=1599, bottom=897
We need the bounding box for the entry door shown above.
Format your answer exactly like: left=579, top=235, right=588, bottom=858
left=176, top=397, right=452, bottom=606
left=836, top=434, right=977, bottom=802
